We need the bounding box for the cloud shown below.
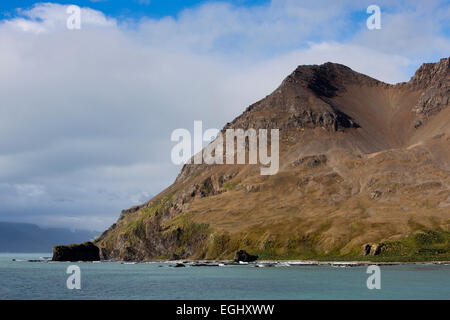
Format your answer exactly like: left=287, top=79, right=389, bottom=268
left=3, top=3, right=115, bottom=34
left=353, top=0, right=450, bottom=62
left=0, top=1, right=448, bottom=230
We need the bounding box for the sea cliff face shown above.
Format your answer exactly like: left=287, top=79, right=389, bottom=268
left=92, top=58, right=450, bottom=262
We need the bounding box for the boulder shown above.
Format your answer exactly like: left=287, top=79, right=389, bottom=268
left=234, top=250, right=258, bottom=263
left=52, top=242, right=100, bottom=261
left=362, top=243, right=384, bottom=256
left=370, top=244, right=383, bottom=256
left=173, top=263, right=186, bottom=268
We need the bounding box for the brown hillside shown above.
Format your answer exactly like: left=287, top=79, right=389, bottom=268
left=95, top=58, right=450, bottom=262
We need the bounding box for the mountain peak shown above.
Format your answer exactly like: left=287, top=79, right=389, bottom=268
left=409, top=57, right=450, bottom=88
left=411, top=57, right=449, bottom=125
left=282, top=62, right=381, bottom=97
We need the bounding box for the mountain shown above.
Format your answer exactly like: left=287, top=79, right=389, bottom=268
left=0, top=222, right=99, bottom=253
left=94, top=58, right=450, bottom=262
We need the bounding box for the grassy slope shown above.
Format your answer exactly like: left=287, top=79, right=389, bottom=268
left=96, top=136, right=450, bottom=261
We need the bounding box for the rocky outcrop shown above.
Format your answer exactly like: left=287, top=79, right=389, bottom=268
left=362, top=244, right=384, bottom=256
left=292, top=154, right=327, bottom=168
left=409, top=57, right=449, bottom=89
left=411, top=58, right=449, bottom=127
left=363, top=244, right=371, bottom=256
left=234, top=250, right=258, bottom=262
left=222, top=63, right=364, bottom=132
left=52, top=242, right=100, bottom=261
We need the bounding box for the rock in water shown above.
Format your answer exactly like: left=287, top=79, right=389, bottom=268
left=173, top=263, right=186, bottom=268
left=52, top=242, right=100, bottom=261
left=234, top=250, right=258, bottom=262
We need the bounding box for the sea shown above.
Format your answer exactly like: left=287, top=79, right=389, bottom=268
left=0, top=253, right=449, bottom=300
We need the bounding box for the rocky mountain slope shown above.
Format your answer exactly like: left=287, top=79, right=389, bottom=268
left=94, top=58, right=450, bottom=262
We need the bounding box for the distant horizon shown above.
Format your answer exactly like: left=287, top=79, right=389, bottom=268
left=0, top=221, right=100, bottom=253
left=0, top=220, right=102, bottom=233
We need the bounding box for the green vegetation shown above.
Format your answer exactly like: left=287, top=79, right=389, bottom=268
left=369, top=229, right=450, bottom=262
left=220, top=181, right=239, bottom=191
left=198, top=228, right=450, bottom=262
left=99, top=190, right=177, bottom=247
left=163, top=214, right=212, bottom=259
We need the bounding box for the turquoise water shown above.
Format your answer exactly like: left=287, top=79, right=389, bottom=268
left=0, top=254, right=449, bottom=300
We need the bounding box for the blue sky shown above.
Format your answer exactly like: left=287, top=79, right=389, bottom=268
left=1, top=1, right=448, bottom=61
left=1, top=0, right=270, bottom=20
left=0, top=1, right=448, bottom=231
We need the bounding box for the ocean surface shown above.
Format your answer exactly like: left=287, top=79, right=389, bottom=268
left=0, top=253, right=449, bottom=300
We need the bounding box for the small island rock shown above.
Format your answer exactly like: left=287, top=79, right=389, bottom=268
left=52, top=242, right=100, bottom=262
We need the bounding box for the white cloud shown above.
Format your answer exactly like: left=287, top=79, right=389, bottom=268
left=353, top=0, right=450, bottom=61
left=0, top=1, right=448, bottom=230
left=3, top=3, right=115, bottom=34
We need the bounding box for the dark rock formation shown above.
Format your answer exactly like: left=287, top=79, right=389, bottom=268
left=173, top=263, right=186, bottom=268
left=362, top=243, right=384, bottom=256
left=370, top=244, right=383, bottom=256
left=234, top=250, right=258, bottom=262
left=52, top=242, right=100, bottom=261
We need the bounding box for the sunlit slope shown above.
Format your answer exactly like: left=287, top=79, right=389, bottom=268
left=96, top=58, right=450, bottom=261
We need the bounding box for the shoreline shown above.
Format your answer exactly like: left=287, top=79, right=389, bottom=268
left=11, top=254, right=450, bottom=266
left=115, top=259, right=450, bottom=267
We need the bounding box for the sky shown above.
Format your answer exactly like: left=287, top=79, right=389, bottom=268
left=0, top=0, right=449, bottom=231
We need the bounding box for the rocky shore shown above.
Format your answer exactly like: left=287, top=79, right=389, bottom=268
left=24, top=256, right=450, bottom=267
left=163, top=260, right=450, bottom=267
left=49, top=244, right=450, bottom=266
